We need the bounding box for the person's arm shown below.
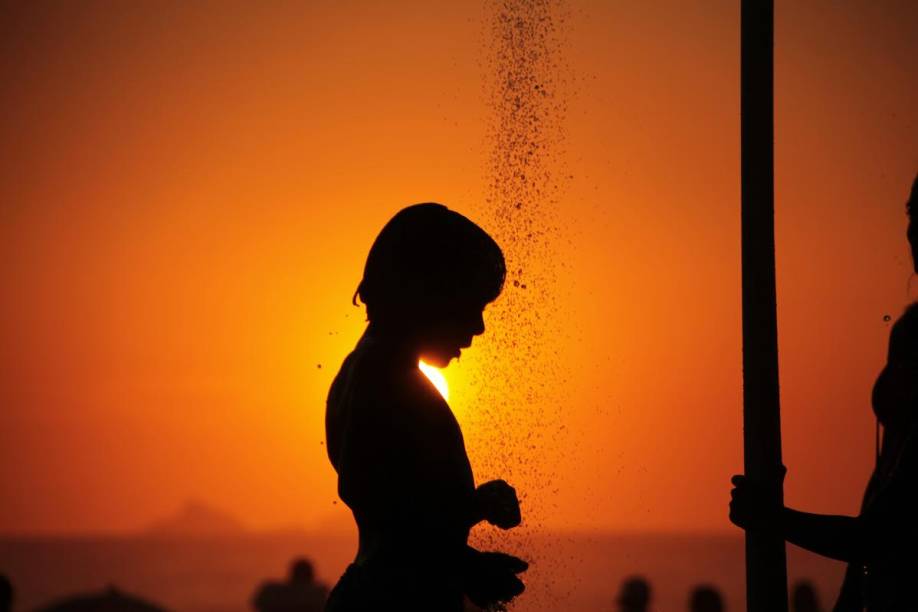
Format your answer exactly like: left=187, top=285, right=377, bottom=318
left=730, top=474, right=865, bottom=563
left=780, top=508, right=864, bottom=563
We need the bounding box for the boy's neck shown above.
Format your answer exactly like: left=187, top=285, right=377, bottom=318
left=363, top=324, right=421, bottom=367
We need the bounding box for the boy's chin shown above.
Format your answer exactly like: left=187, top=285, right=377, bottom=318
left=421, top=350, right=459, bottom=368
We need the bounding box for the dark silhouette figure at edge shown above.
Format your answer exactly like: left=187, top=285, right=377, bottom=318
left=252, top=558, right=329, bottom=612
left=615, top=575, right=651, bottom=612
left=730, top=174, right=918, bottom=612
left=689, top=584, right=725, bottom=612
left=0, top=575, right=11, bottom=612
left=792, top=580, right=824, bottom=612
left=324, top=204, right=527, bottom=611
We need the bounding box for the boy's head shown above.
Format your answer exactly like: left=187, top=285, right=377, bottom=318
left=355, top=203, right=505, bottom=366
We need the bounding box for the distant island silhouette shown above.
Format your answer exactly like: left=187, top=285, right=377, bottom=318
left=142, top=500, right=247, bottom=537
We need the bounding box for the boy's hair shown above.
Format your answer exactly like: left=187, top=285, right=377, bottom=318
left=354, top=203, right=505, bottom=324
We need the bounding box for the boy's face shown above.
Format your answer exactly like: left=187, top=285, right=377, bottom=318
left=417, top=300, right=487, bottom=368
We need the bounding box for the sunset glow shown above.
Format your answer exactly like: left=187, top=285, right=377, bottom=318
left=0, top=1, right=915, bottom=544
left=419, top=361, right=449, bottom=401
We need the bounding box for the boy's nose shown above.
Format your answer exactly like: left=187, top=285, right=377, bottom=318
left=471, top=313, right=485, bottom=336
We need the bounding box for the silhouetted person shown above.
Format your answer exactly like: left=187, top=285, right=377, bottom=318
left=324, top=204, right=527, bottom=611
left=791, top=580, right=822, bottom=612
left=252, top=558, right=328, bottom=612
left=0, top=575, right=12, bottom=612
left=730, top=173, right=918, bottom=612
left=615, top=576, right=651, bottom=612
left=689, top=584, right=724, bottom=612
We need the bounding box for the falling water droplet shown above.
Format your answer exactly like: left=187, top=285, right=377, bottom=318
left=472, top=0, right=573, bottom=608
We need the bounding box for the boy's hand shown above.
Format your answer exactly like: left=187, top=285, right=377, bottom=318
left=475, top=480, right=521, bottom=529
left=464, top=550, right=528, bottom=608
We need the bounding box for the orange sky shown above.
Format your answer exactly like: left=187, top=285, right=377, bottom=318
left=1, top=1, right=916, bottom=536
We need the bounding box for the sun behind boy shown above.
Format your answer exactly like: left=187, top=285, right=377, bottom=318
left=325, top=203, right=528, bottom=611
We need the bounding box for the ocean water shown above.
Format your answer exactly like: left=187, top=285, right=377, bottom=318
left=0, top=532, right=844, bottom=611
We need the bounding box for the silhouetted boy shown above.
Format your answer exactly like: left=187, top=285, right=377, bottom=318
left=325, top=204, right=527, bottom=611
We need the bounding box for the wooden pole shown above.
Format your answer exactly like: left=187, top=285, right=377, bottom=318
left=741, top=1, right=788, bottom=611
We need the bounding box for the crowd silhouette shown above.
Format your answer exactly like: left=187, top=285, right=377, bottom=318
left=0, top=566, right=837, bottom=612
left=606, top=575, right=825, bottom=612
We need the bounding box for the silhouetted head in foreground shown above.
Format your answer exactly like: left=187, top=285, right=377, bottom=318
left=689, top=584, right=724, bottom=612
left=289, top=558, right=315, bottom=584
left=252, top=558, right=327, bottom=612
left=907, top=173, right=918, bottom=273
left=0, top=575, right=12, bottom=612
left=354, top=203, right=505, bottom=367
left=790, top=580, right=821, bottom=612
left=616, top=576, right=651, bottom=612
